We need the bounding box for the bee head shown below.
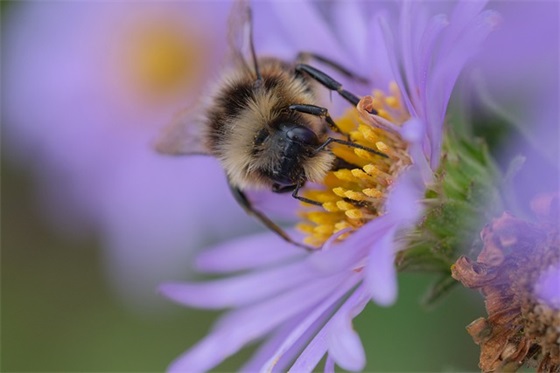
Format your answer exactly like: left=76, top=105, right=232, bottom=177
left=224, top=119, right=334, bottom=191
left=260, top=122, right=331, bottom=186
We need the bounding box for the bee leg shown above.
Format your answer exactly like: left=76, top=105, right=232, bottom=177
left=295, top=63, right=378, bottom=115
left=315, top=137, right=388, bottom=159
left=296, top=52, right=369, bottom=84
left=291, top=183, right=323, bottom=207
left=288, top=104, right=341, bottom=134
left=229, top=182, right=315, bottom=251
left=272, top=182, right=322, bottom=207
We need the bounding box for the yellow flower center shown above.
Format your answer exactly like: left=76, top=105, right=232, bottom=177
left=118, top=15, right=209, bottom=103
left=297, top=82, right=412, bottom=248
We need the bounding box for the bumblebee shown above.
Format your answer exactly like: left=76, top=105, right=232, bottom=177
left=157, top=1, right=385, bottom=249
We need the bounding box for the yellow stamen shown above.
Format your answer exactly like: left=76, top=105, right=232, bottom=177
left=344, top=190, right=368, bottom=202
left=314, top=225, right=335, bottom=235
left=322, top=201, right=340, bottom=212
left=336, top=200, right=356, bottom=211
left=345, top=209, right=364, bottom=220
left=363, top=188, right=384, bottom=199
left=298, top=83, right=412, bottom=248
left=332, top=187, right=347, bottom=198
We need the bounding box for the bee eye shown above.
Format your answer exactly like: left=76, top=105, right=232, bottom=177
left=285, top=125, right=318, bottom=145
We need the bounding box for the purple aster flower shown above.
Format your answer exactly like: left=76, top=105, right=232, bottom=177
left=3, top=1, right=256, bottom=306
left=160, top=1, right=500, bottom=371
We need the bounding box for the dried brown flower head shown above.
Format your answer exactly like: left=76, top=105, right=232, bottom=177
left=452, top=193, right=560, bottom=372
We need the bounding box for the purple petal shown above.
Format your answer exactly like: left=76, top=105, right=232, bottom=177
left=160, top=259, right=321, bottom=309
left=268, top=302, right=338, bottom=372
left=378, top=16, right=416, bottom=118
left=324, top=355, right=335, bottom=373
left=247, top=189, right=301, bottom=220
left=365, top=228, right=398, bottom=306
left=308, top=215, right=395, bottom=274
left=168, top=273, right=348, bottom=372
left=251, top=1, right=294, bottom=60
left=428, top=9, right=502, bottom=167
left=289, top=285, right=367, bottom=372
left=215, top=271, right=346, bottom=327
left=332, top=1, right=367, bottom=69
left=416, top=14, right=449, bottom=93
left=240, top=316, right=303, bottom=373
left=385, top=162, right=426, bottom=225
left=399, top=1, right=416, bottom=105
left=327, top=287, right=369, bottom=371
left=261, top=274, right=360, bottom=371
left=288, top=325, right=328, bottom=372
left=416, top=13, right=449, bottom=132
left=328, top=326, right=365, bottom=371
left=269, top=1, right=351, bottom=67
left=399, top=118, right=434, bottom=183
left=366, top=10, right=397, bottom=89
left=270, top=314, right=327, bottom=373
left=195, top=231, right=304, bottom=274
left=443, top=0, right=489, bottom=51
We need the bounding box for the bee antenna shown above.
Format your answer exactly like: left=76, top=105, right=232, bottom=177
left=247, top=7, right=262, bottom=83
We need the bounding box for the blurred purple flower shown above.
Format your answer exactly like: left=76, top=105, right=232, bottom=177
left=470, top=1, right=559, bottom=204
left=535, top=262, right=560, bottom=311
left=451, top=4, right=559, bottom=367
left=3, top=1, right=257, bottom=307
left=160, top=1, right=500, bottom=371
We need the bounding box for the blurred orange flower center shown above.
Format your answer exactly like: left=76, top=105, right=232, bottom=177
left=121, top=19, right=206, bottom=100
